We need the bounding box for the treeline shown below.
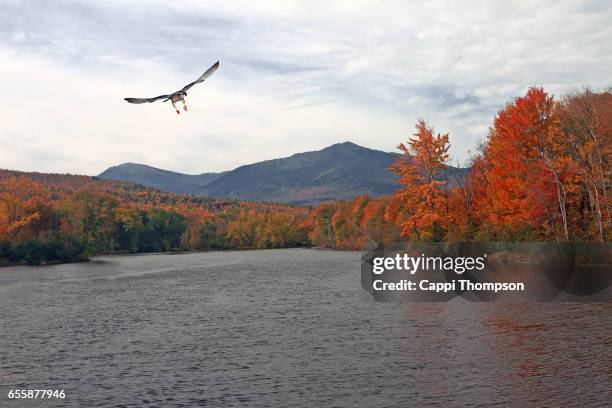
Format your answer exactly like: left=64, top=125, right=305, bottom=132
left=309, top=88, right=611, bottom=248
left=0, top=173, right=309, bottom=265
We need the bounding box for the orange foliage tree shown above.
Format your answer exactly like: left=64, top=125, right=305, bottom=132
left=386, top=119, right=450, bottom=241
left=475, top=87, right=556, bottom=239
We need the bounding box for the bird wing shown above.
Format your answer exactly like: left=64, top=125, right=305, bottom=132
left=180, top=61, right=219, bottom=92
left=124, top=95, right=169, bottom=104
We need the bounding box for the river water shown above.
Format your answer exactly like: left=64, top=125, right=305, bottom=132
left=1, top=249, right=610, bottom=407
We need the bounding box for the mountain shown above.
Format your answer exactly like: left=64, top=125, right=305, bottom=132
left=198, top=142, right=399, bottom=204
left=98, top=163, right=226, bottom=195
left=99, top=142, right=468, bottom=205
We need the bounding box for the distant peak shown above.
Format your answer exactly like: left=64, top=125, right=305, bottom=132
left=98, top=162, right=163, bottom=177
left=325, top=141, right=363, bottom=150
left=116, top=162, right=149, bottom=168
left=322, top=141, right=387, bottom=155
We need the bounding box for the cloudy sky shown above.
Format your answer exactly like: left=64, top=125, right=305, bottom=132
left=1, top=0, right=611, bottom=175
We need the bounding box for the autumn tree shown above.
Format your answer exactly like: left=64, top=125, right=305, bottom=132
left=0, top=177, right=53, bottom=241
left=307, top=203, right=338, bottom=248
left=555, top=89, right=611, bottom=241
left=387, top=120, right=450, bottom=241
left=473, top=87, right=558, bottom=239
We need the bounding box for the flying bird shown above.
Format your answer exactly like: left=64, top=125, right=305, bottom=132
left=124, top=61, right=219, bottom=115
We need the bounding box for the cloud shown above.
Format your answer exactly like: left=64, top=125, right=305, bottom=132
left=0, top=0, right=611, bottom=174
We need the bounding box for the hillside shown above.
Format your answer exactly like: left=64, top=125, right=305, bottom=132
left=0, top=169, right=311, bottom=265
left=99, top=163, right=225, bottom=195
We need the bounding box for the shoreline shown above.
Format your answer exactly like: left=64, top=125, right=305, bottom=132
left=0, top=245, right=323, bottom=268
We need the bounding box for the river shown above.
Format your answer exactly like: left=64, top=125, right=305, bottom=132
left=1, top=249, right=610, bottom=407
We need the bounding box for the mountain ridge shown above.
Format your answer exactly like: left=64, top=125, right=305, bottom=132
left=99, top=163, right=226, bottom=195
left=99, top=142, right=468, bottom=205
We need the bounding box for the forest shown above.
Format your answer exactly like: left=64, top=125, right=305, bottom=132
left=0, top=172, right=310, bottom=265
left=1, top=88, right=610, bottom=265
left=310, top=88, right=611, bottom=248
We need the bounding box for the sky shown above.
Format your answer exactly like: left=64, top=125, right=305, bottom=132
left=1, top=0, right=611, bottom=175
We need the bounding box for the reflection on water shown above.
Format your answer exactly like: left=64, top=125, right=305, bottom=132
left=1, top=249, right=610, bottom=407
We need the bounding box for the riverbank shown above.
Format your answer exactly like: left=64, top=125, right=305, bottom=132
left=0, top=239, right=87, bottom=267
left=0, top=242, right=314, bottom=268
